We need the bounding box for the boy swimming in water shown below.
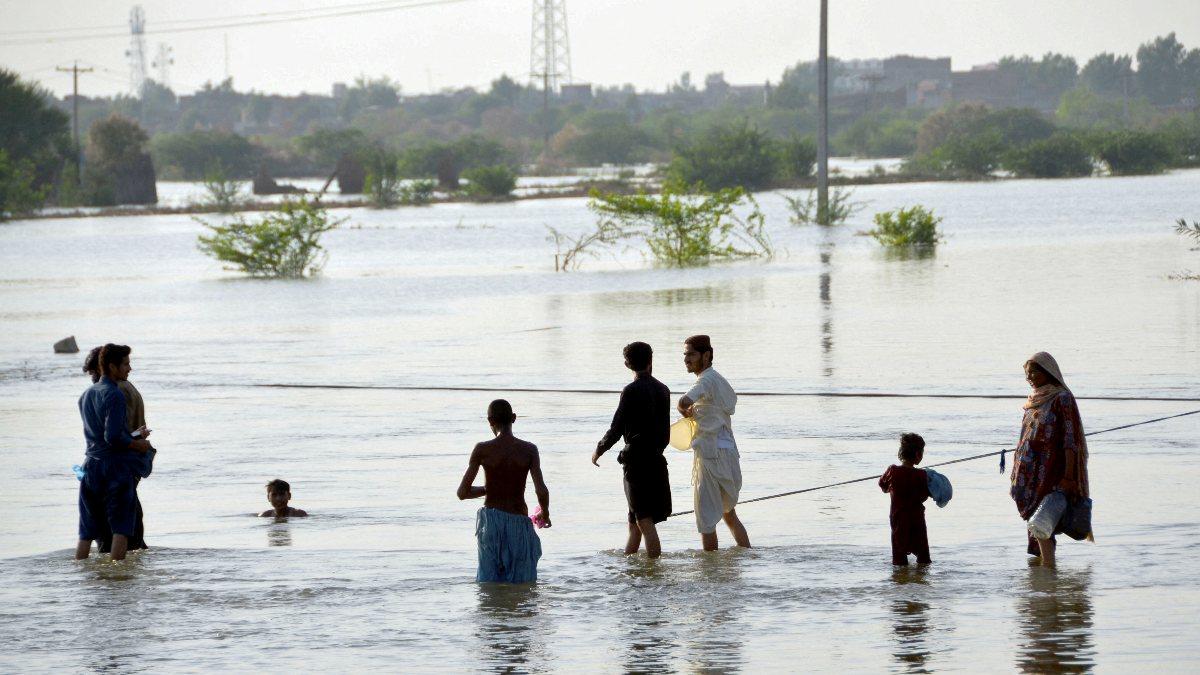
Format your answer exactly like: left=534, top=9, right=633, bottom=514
left=260, top=478, right=308, bottom=518
left=456, top=399, right=551, bottom=583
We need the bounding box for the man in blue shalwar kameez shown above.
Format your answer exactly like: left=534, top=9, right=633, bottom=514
left=75, top=344, right=153, bottom=561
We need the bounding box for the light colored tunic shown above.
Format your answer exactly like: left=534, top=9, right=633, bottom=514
left=686, top=368, right=743, bottom=534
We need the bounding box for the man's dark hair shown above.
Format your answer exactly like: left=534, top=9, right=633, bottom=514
left=898, top=433, right=925, bottom=462
left=623, top=341, right=653, bottom=371
left=82, top=346, right=102, bottom=383
left=98, top=343, right=131, bottom=378
left=685, top=334, right=713, bottom=361
left=487, top=399, right=514, bottom=424
left=266, top=479, right=291, bottom=494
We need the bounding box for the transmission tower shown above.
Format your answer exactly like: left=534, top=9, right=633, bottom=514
left=125, top=5, right=149, bottom=96
left=529, top=0, right=571, bottom=93
left=152, top=43, right=174, bottom=89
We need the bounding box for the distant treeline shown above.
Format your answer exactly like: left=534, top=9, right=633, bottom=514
left=2, top=32, right=1199, bottom=215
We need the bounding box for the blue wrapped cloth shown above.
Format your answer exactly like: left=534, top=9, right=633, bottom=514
left=925, top=468, right=953, bottom=508
left=475, top=507, right=542, bottom=583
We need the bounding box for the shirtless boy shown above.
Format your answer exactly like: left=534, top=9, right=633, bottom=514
left=457, top=399, right=551, bottom=583
left=260, top=479, right=308, bottom=518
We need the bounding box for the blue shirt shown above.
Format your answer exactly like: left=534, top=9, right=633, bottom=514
left=78, top=377, right=134, bottom=460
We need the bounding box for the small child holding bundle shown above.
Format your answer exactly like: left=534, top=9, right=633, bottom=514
left=879, top=433, right=931, bottom=566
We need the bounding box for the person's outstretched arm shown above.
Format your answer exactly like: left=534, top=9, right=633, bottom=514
left=593, top=390, right=628, bottom=466
left=530, top=446, right=551, bottom=527
left=456, top=444, right=486, bottom=500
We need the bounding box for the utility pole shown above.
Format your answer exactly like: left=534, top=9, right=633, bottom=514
left=816, top=0, right=829, bottom=224
left=56, top=61, right=93, bottom=177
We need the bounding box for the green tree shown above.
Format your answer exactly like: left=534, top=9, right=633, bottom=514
left=998, top=53, right=1079, bottom=101
left=0, top=69, right=70, bottom=197
left=1136, top=33, right=1200, bottom=105
left=1002, top=134, right=1094, bottom=178
left=1056, top=87, right=1154, bottom=130
left=197, top=198, right=344, bottom=278
left=338, top=76, right=400, bottom=120
left=400, top=134, right=511, bottom=189
left=560, top=110, right=647, bottom=165
left=151, top=130, right=260, bottom=180
left=0, top=149, right=47, bottom=220
left=1080, top=53, right=1134, bottom=97
left=83, top=115, right=157, bottom=205
left=667, top=119, right=780, bottom=191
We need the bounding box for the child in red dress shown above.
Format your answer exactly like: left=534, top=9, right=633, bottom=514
left=879, top=433, right=931, bottom=566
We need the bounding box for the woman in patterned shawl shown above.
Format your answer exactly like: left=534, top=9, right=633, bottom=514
left=1010, top=352, right=1091, bottom=565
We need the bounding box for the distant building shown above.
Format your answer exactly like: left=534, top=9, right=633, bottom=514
left=559, top=83, right=593, bottom=105
left=882, top=56, right=951, bottom=92
left=331, top=82, right=347, bottom=99
left=952, top=65, right=1022, bottom=109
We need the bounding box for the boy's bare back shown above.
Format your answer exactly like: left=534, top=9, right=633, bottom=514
left=473, top=435, right=540, bottom=516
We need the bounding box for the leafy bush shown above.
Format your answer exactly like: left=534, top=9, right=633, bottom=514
left=778, top=134, right=816, bottom=180
left=196, top=198, right=345, bottom=278
left=82, top=115, right=157, bottom=206
left=868, top=206, right=943, bottom=247
left=0, top=149, right=46, bottom=220
left=1003, top=134, right=1094, bottom=178
left=785, top=186, right=864, bottom=226
left=667, top=119, right=780, bottom=191
left=401, top=135, right=511, bottom=189
left=398, top=179, right=436, bottom=206
left=363, top=149, right=402, bottom=208
left=462, top=165, right=516, bottom=199
left=579, top=186, right=773, bottom=268
left=201, top=164, right=244, bottom=213
left=1095, top=130, right=1174, bottom=175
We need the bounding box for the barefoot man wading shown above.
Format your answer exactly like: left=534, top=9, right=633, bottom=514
left=678, top=335, right=751, bottom=552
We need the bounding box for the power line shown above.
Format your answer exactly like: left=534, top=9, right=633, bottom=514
left=0, top=0, right=479, bottom=47
left=667, top=407, right=1200, bottom=518
left=219, top=382, right=1200, bottom=403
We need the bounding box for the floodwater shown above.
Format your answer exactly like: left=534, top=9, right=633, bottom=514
left=1, top=170, right=1199, bottom=671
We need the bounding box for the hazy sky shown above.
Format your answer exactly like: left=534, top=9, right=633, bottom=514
left=2, top=0, right=1198, bottom=99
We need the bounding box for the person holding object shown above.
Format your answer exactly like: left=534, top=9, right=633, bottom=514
left=1010, top=351, right=1091, bottom=566
left=457, top=399, right=551, bottom=583
left=75, top=344, right=152, bottom=561
left=592, top=341, right=672, bottom=558
left=678, top=335, right=750, bottom=551
left=879, top=433, right=932, bottom=566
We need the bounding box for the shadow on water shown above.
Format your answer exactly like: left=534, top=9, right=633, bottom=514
left=474, top=583, right=547, bottom=673
left=1015, top=566, right=1095, bottom=673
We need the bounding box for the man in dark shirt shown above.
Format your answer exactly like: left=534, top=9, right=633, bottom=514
left=592, top=341, right=672, bottom=558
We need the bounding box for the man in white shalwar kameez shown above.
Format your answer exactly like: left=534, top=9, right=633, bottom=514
left=678, top=335, right=751, bottom=551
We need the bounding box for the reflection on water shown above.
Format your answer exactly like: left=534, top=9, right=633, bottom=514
left=474, top=583, right=546, bottom=672
left=1016, top=566, right=1095, bottom=673
left=267, top=521, right=293, bottom=547
left=819, top=240, right=835, bottom=378
left=681, top=551, right=747, bottom=672
left=879, top=246, right=938, bottom=262
left=890, top=566, right=932, bottom=673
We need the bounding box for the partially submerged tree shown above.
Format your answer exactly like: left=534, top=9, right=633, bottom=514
left=84, top=115, right=157, bottom=206
left=868, top=206, right=943, bottom=248
left=563, top=186, right=772, bottom=269
left=196, top=198, right=344, bottom=278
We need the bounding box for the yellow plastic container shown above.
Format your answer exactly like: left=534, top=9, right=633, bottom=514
left=669, top=417, right=696, bottom=451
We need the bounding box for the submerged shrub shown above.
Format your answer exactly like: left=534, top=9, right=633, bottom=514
left=583, top=186, right=772, bottom=268
left=1003, top=134, right=1094, bottom=178
left=785, top=185, right=864, bottom=226
left=196, top=198, right=344, bottom=278
left=201, top=163, right=244, bottom=213
left=1095, top=130, right=1174, bottom=175
left=398, top=179, right=436, bottom=206
left=462, top=165, right=516, bottom=199
left=868, top=206, right=943, bottom=247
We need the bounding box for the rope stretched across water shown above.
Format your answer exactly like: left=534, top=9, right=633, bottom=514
left=229, top=382, right=1200, bottom=403
left=666, top=407, right=1200, bottom=518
